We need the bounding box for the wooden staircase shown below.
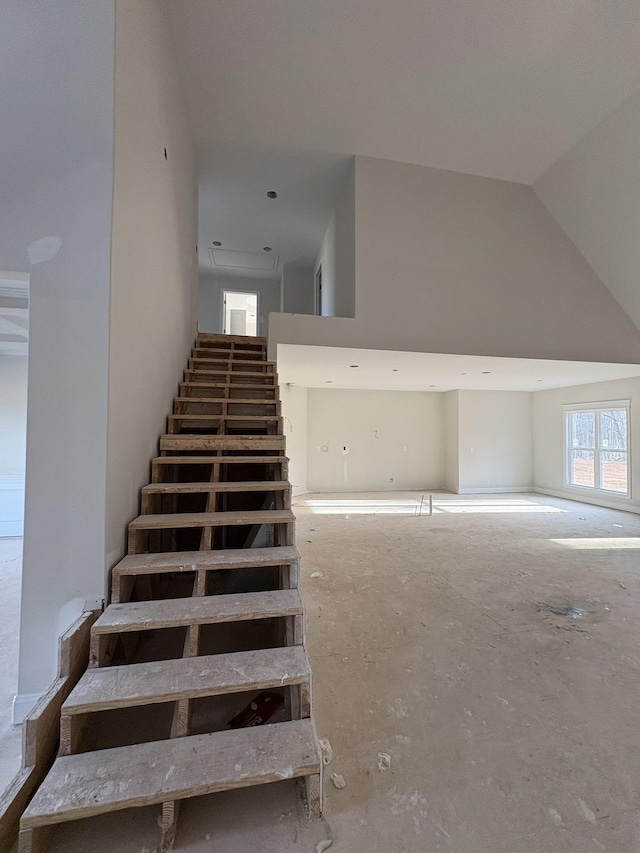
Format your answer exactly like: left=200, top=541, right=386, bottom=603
left=19, top=333, right=321, bottom=852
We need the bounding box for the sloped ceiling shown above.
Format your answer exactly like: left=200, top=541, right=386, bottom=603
left=165, top=0, right=640, bottom=277
left=534, top=90, right=640, bottom=331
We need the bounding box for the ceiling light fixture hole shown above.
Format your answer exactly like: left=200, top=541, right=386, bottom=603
left=267, top=191, right=278, bottom=199
left=212, top=241, right=222, bottom=247
left=263, top=246, right=272, bottom=252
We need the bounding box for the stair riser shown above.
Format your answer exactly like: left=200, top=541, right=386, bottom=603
left=188, top=358, right=275, bottom=371
left=150, top=458, right=289, bottom=482
left=129, top=522, right=293, bottom=555
left=90, top=613, right=303, bottom=668
left=167, top=415, right=283, bottom=435
left=112, top=560, right=299, bottom=604
left=174, top=400, right=281, bottom=416
left=140, top=485, right=291, bottom=514
left=180, top=384, right=278, bottom=399
left=184, top=376, right=278, bottom=390
left=192, top=348, right=266, bottom=360
left=197, top=333, right=266, bottom=345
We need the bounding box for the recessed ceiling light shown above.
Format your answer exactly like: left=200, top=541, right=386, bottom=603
left=267, top=191, right=278, bottom=199
left=481, top=371, right=491, bottom=374
left=537, top=379, right=544, bottom=382
left=325, top=380, right=333, bottom=383
left=263, top=246, right=272, bottom=252
left=392, top=369, right=399, bottom=372
left=460, top=372, right=467, bottom=375
left=212, top=241, right=222, bottom=247
left=429, top=384, right=436, bottom=388
left=350, top=364, right=359, bottom=368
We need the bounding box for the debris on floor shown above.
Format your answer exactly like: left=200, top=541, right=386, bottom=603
left=315, top=840, right=333, bottom=852
left=319, top=738, right=333, bottom=766
left=331, top=772, right=347, bottom=789
left=311, top=571, right=324, bottom=579
left=539, top=603, right=587, bottom=618
left=228, top=691, right=284, bottom=728
left=377, top=752, right=391, bottom=772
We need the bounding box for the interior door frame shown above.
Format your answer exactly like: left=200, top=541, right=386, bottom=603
left=221, top=289, right=260, bottom=336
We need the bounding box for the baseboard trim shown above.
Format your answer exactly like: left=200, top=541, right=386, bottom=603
left=0, top=475, right=25, bottom=538
left=12, top=693, right=43, bottom=725
left=456, top=486, right=534, bottom=495
left=0, top=521, right=23, bottom=537
left=532, top=487, right=640, bottom=516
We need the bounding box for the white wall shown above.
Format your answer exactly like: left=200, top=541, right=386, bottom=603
left=282, top=264, right=314, bottom=315
left=0, top=1, right=116, bottom=700
left=281, top=385, right=308, bottom=496
left=0, top=356, right=28, bottom=536
left=314, top=162, right=356, bottom=319
left=443, top=390, right=459, bottom=493
left=457, top=391, right=532, bottom=493
left=106, top=0, right=199, bottom=570
left=306, top=389, right=444, bottom=492
left=270, top=155, right=640, bottom=364
left=534, top=91, right=640, bottom=332
left=533, top=377, right=640, bottom=513
left=199, top=273, right=280, bottom=337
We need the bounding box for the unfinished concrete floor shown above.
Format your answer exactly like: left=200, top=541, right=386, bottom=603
left=0, top=538, right=22, bottom=798
left=36, top=493, right=640, bottom=851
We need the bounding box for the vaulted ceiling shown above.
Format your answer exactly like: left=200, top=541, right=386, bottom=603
left=165, top=0, right=640, bottom=286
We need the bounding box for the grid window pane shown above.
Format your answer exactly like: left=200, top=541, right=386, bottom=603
left=570, top=449, right=595, bottom=487
left=599, top=410, right=627, bottom=452
left=600, top=451, right=628, bottom=492
left=570, top=411, right=595, bottom=449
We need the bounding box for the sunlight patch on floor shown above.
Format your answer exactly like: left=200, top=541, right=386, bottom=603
left=550, top=537, right=640, bottom=549
left=302, top=497, right=566, bottom=515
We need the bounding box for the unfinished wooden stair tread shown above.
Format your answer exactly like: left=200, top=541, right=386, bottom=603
left=63, top=646, right=309, bottom=715
left=153, top=454, right=287, bottom=463
left=112, top=546, right=299, bottom=581
left=22, top=720, right=318, bottom=829
left=159, top=434, right=285, bottom=451
left=173, top=397, right=280, bottom=405
left=189, top=357, right=276, bottom=366
left=130, top=509, right=293, bottom=530
left=142, top=480, right=290, bottom=495
left=169, top=413, right=281, bottom=421
left=93, top=589, right=303, bottom=633
left=186, top=368, right=277, bottom=378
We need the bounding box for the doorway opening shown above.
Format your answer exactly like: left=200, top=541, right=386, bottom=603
left=223, top=291, right=259, bottom=336
left=0, top=270, right=29, bottom=793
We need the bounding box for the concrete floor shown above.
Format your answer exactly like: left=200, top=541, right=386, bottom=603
left=0, top=538, right=23, bottom=798
left=17, top=493, right=640, bottom=851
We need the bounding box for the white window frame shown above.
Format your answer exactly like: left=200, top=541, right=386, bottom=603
left=563, top=400, right=631, bottom=499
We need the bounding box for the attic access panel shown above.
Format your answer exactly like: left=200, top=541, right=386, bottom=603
left=209, top=248, right=279, bottom=273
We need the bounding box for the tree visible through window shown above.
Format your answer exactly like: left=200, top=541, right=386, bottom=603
left=565, top=403, right=629, bottom=495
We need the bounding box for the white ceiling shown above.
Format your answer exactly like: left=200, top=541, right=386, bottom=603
left=165, top=0, right=640, bottom=276
left=278, top=345, right=640, bottom=393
